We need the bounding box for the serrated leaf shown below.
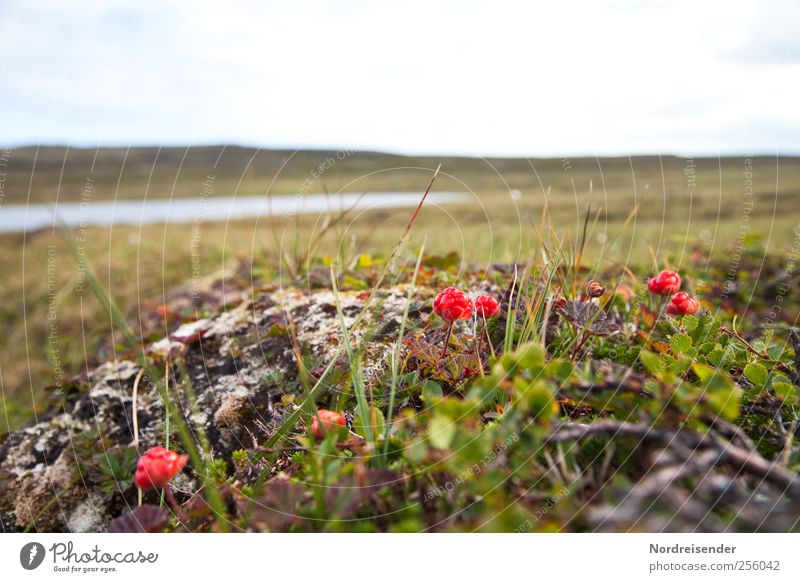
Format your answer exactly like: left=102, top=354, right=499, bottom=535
left=699, top=341, right=716, bottom=355
left=240, top=478, right=305, bottom=532
left=560, top=301, right=620, bottom=336
left=692, top=363, right=740, bottom=420
left=682, top=314, right=699, bottom=333
left=767, top=345, right=786, bottom=361
left=670, top=333, right=692, bottom=354
left=707, top=346, right=735, bottom=369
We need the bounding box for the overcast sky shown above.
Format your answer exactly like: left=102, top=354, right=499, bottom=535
left=1, top=0, right=799, bottom=156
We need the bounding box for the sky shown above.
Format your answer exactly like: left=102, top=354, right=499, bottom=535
left=1, top=0, right=799, bottom=157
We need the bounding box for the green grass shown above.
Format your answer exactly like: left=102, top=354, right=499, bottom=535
left=2, top=147, right=800, bottom=434
left=3, top=151, right=800, bottom=531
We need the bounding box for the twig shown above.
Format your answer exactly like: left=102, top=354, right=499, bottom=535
left=545, top=420, right=673, bottom=445
left=716, top=437, right=800, bottom=496
left=702, top=415, right=756, bottom=452
left=720, top=327, right=793, bottom=375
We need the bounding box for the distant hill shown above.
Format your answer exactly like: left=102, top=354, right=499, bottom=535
left=5, top=145, right=800, bottom=205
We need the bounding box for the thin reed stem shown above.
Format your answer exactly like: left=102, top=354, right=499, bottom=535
left=440, top=320, right=455, bottom=361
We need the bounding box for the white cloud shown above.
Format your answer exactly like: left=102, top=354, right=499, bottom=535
left=0, top=0, right=798, bottom=155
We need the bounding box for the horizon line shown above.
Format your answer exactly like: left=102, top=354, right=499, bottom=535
left=5, top=142, right=800, bottom=160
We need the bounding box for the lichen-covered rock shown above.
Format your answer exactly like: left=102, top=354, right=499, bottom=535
left=0, top=284, right=427, bottom=532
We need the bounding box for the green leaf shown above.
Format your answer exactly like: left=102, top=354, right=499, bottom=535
left=428, top=414, right=456, bottom=449
left=693, top=362, right=741, bottom=421
left=421, top=381, right=443, bottom=402
left=682, top=315, right=699, bottom=333
left=707, top=346, right=735, bottom=369
left=698, top=341, right=716, bottom=355
left=767, top=345, right=786, bottom=361
left=518, top=343, right=545, bottom=370
left=670, top=356, right=694, bottom=375
left=353, top=406, right=386, bottom=440
left=692, top=362, right=718, bottom=383
left=743, top=363, right=769, bottom=387
left=706, top=387, right=742, bottom=421
left=639, top=350, right=662, bottom=375
left=525, top=383, right=557, bottom=421
left=670, top=333, right=692, bottom=354
left=545, top=358, right=574, bottom=381
left=772, top=382, right=798, bottom=403
left=404, top=438, right=428, bottom=464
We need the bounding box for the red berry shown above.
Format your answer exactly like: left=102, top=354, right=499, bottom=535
left=433, top=287, right=473, bottom=322
left=310, top=409, right=346, bottom=438
left=666, top=291, right=700, bottom=316
left=647, top=270, right=681, bottom=295
left=134, top=447, right=188, bottom=491
left=474, top=295, right=500, bottom=318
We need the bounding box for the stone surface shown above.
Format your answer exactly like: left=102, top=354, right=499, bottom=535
left=0, top=285, right=427, bottom=532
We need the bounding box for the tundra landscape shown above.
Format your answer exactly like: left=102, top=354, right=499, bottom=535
left=2, top=147, right=800, bottom=533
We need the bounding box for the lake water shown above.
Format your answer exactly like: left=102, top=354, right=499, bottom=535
left=0, top=192, right=471, bottom=233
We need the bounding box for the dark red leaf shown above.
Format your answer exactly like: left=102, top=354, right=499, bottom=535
left=107, top=504, right=170, bottom=533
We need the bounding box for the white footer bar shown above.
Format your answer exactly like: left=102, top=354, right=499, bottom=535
left=1, top=533, right=795, bottom=580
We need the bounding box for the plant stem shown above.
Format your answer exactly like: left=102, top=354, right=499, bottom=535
left=164, top=484, right=185, bottom=526
left=475, top=320, right=485, bottom=373
left=440, top=320, right=455, bottom=361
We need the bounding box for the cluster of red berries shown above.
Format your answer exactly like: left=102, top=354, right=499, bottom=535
left=432, top=287, right=500, bottom=322
left=647, top=270, right=699, bottom=316
left=432, top=287, right=500, bottom=360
